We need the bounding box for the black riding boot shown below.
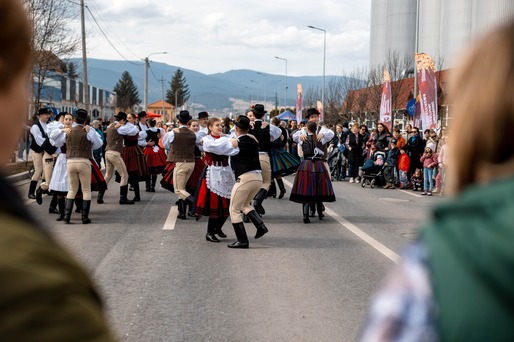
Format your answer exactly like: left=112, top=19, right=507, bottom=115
left=56, top=197, right=66, bottom=221
left=97, top=189, right=105, bottom=204
left=215, top=216, right=228, bottom=238
left=177, top=199, right=187, bottom=220
left=309, top=202, right=316, bottom=217
left=277, top=178, right=286, bottom=199
left=317, top=202, right=325, bottom=220
left=303, top=203, right=311, bottom=224
left=74, top=197, right=83, bottom=213
left=228, top=222, right=249, bottom=249
left=119, top=185, right=135, bottom=204
left=35, top=186, right=43, bottom=205
left=253, top=188, right=267, bottom=215
left=28, top=180, right=37, bottom=199
left=63, top=198, right=74, bottom=224
left=267, top=180, right=277, bottom=198
left=82, top=200, right=91, bottom=224
left=246, top=210, right=268, bottom=239
left=132, top=182, right=140, bottom=202
left=145, top=178, right=151, bottom=192
left=185, top=195, right=196, bottom=217
left=206, top=218, right=220, bottom=242
left=150, top=175, right=157, bottom=192
left=49, top=193, right=59, bottom=213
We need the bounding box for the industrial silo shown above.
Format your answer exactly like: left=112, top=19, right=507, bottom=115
left=385, top=0, right=416, bottom=61
left=369, top=0, right=388, bottom=68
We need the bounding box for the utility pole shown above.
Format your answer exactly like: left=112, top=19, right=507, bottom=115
left=159, top=77, right=166, bottom=121
left=80, top=0, right=89, bottom=111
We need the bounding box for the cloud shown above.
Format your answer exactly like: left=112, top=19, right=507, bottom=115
left=80, top=0, right=371, bottom=76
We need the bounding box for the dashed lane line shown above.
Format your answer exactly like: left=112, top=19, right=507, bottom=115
left=163, top=205, right=179, bottom=230
left=397, top=189, right=423, bottom=198
left=282, top=178, right=401, bottom=264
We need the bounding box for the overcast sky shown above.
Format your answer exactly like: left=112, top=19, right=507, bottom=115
left=74, top=0, right=371, bottom=77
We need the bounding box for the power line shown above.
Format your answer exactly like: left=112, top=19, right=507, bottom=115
left=85, top=5, right=141, bottom=66
left=88, top=0, right=142, bottom=60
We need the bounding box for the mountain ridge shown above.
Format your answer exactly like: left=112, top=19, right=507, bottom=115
left=70, top=58, right=353, bottom=114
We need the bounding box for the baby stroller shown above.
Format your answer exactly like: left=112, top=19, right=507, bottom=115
left=328, top=144, right=346, bottom=181
left=360, top=151, right=386, bottom=188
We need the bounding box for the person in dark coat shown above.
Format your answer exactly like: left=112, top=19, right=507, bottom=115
left=346, top=123, right=365, bottom=183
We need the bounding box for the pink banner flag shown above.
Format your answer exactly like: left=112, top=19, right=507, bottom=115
left=317, top=100, right=324, bottom=122
left=379, top=69, right=392, bottom=131
left=416, top=53, right=438, bottom=130
left=296, top=83, right=303, bottom=123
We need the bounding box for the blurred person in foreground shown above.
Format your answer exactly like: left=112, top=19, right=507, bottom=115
left=0, top=0, right=116, bottom=339
left=360, top=22, right=514, bottom=341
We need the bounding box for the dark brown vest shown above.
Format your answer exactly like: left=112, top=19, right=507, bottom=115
left=105, top=126, right=124, bottom=153
left=168, top=127, right=196, bottom=162
left=66, top=126, right=91, bottom=159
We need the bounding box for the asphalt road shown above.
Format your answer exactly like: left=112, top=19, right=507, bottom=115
left=15, top=174, right=438, bottom=342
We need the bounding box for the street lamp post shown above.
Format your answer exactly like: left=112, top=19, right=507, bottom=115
left=250, top=79, right=259, bottom=101
left=143, top=51, right=167, bottom=111
left=245, top=86, right=253, bottom=107
left=274, top=56, right=288, bottom=109
left=307, top=25, right=326, bottom=117
left=257, top=72, right=267, bottom=106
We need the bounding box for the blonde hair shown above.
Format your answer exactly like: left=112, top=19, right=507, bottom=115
left=447, top=21, right=514, bottom=195
left=207, top=117, right=221, bottom=134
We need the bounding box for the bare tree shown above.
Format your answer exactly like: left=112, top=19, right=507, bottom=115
left=340, top=67, right=367, bottom=123
left=303, top=85, right=321, bottom=109
left=25, top=0, right=80, bottom=113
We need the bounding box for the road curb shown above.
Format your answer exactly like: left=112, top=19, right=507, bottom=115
left=7, top=171, right=29, bottom=184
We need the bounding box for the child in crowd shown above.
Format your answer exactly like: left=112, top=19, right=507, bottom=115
left=397, top=151, right=410, bottom=189
left=420, top=144, right=438, bottom=195
left=383, top=140, right=399, bottom=189
left=411, top=168, right=424, bottom=191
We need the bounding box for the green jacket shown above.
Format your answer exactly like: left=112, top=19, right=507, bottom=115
left=421, top=177, right=514, bottom=341
left=0, top=177, right=116, bottom=341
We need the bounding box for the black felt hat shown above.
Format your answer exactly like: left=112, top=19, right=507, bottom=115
left=177, top=110, right=192, bottom=123
left=305, top=108, right=320, bottom=119
left=234, top=115, right=251, bottom=130
left=251, top=104, right=267, bottom=117
left=114, top=111, right=127, bottom=121
left=197, top=111, right=209, bottom=119
left=38, top=108, right=51, bottom=115
left=74, top=109, right=89, bottom=121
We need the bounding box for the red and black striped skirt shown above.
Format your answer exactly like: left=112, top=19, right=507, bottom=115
left=193, top=166, right=230, bottom=219
left=289, top=159, right=335, bottom=203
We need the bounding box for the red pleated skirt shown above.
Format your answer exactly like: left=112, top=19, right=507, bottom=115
left=90, top=159, right=107, bottom=192
left=193, top=166, right=230, bottom=219
left=144, top=146, right=167, bottom=175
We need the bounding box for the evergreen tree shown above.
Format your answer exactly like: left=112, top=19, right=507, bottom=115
left=66, top=61, right=79, bottom=80
left=166, top=68, right=190, bottom=108
left=113, top=71, right=141, bottom=111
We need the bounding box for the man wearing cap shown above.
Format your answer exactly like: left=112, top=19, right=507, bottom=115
left=248, top=104, right=282, bottom=215
left=293, top=108, right=335, bottom=217
left=63, top=109, right=103, bottom=224
left=162, top=110, right=197, bottom=219
left=28, top=108, right=55, bottom=201
left=227, top=115, right=269, bottom=249
left=103, top=112, right=137, bottom=205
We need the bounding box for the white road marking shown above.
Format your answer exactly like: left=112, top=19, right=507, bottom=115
left=397, top=189, right=423, bottom=198
left=379, top=198, right=410, bottom=202
left=283, top=178, right=401, bottom=264
left=163, top=205, right=179, bottom=230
